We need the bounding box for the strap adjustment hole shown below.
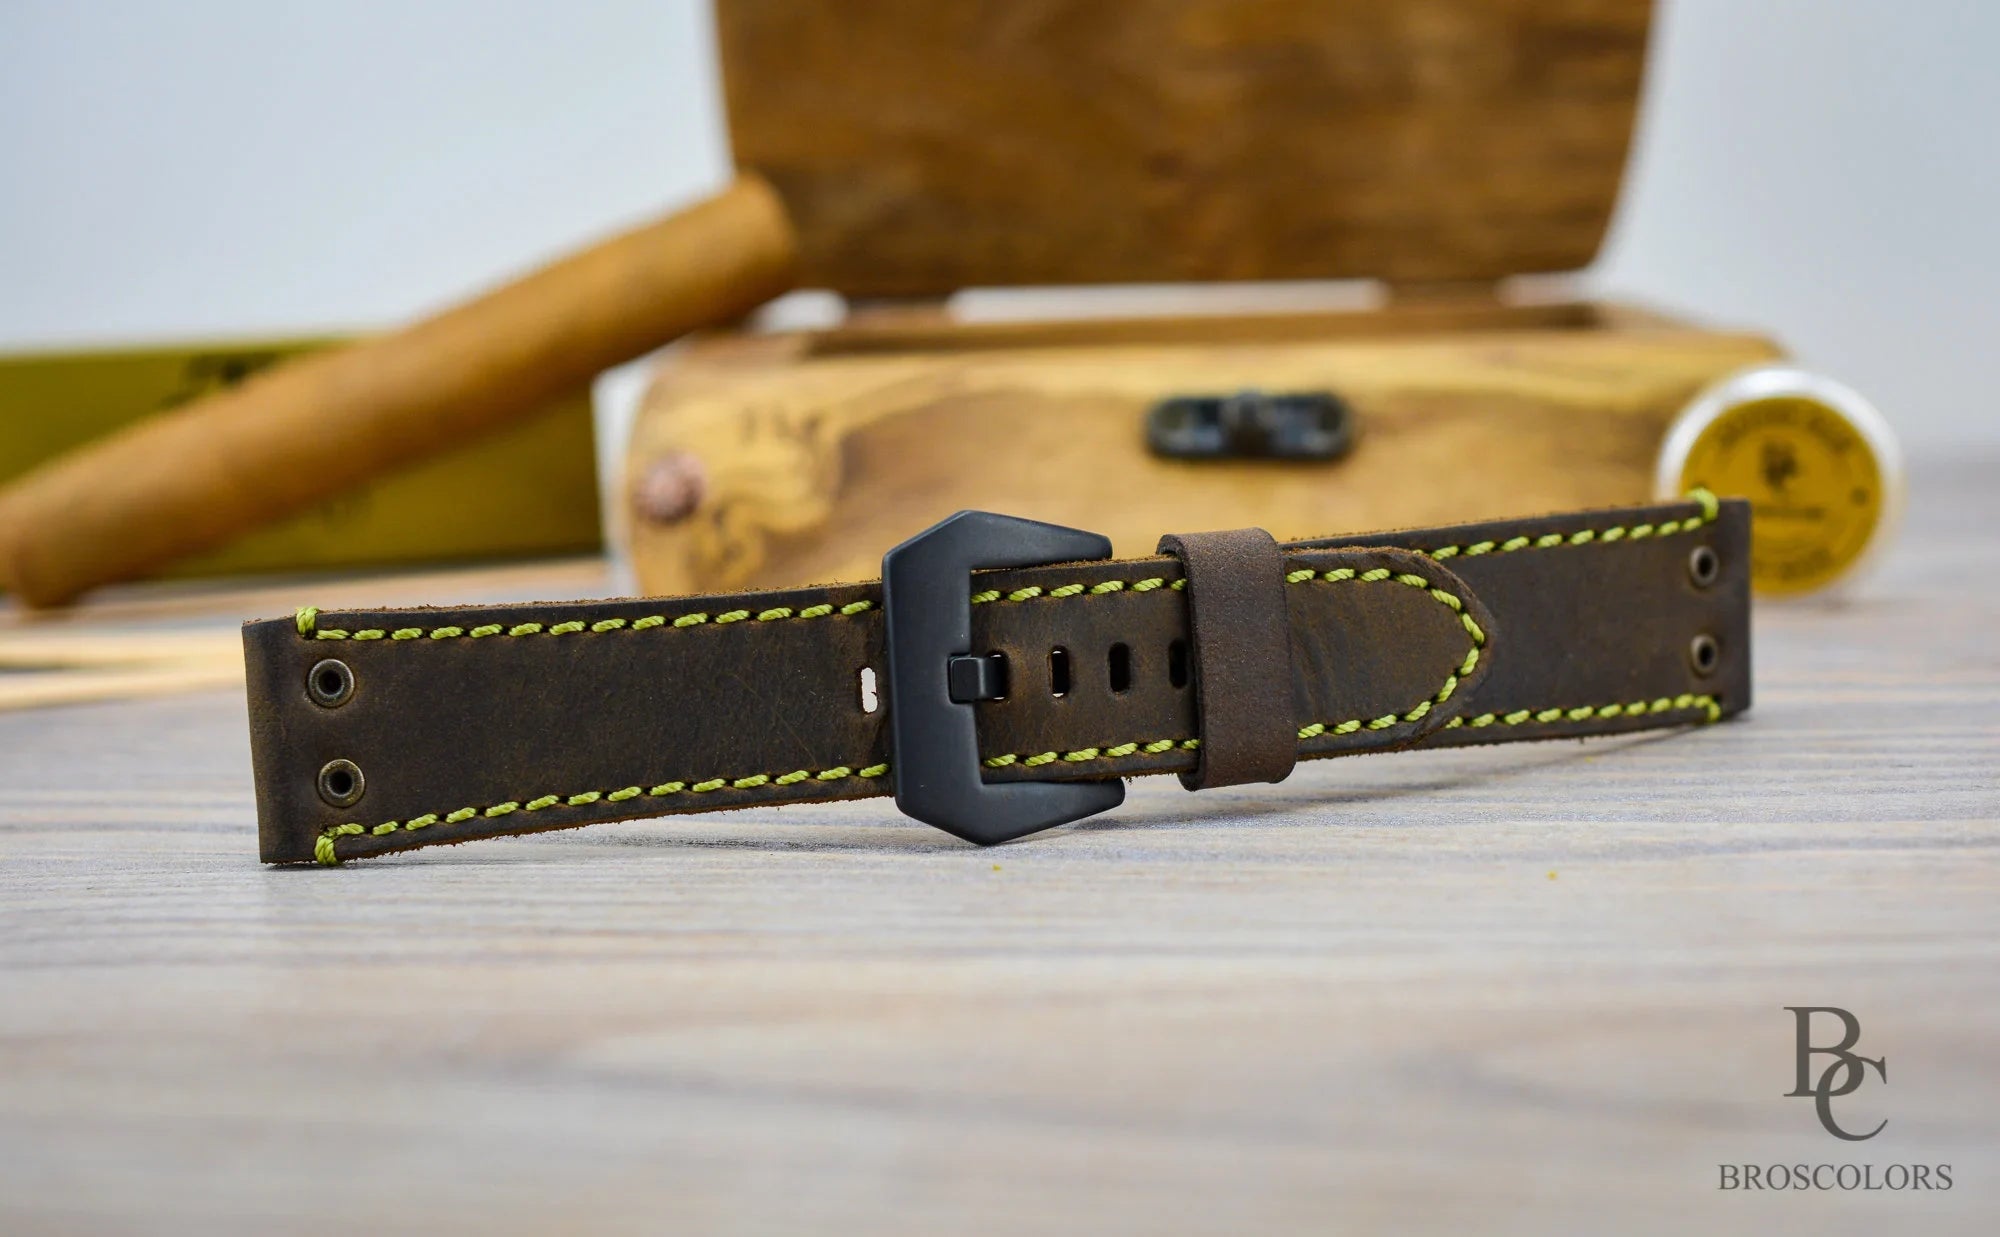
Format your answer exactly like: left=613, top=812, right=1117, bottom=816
left=1108, top=643, right=1131, bottom=694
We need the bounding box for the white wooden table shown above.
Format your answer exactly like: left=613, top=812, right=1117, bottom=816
left=2, top=457, right=1995, bottom=1235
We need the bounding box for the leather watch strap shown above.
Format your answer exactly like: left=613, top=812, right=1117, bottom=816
left=245, top=493, right=1750, bottom=864
left=1155, top=527, right=1298, bottom=790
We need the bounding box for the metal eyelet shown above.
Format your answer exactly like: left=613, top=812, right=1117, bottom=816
left=316, top=759, right=366, bottom=808
left=307, top=658, right=355, bottom=708
left=1689, top=633, right=1720, bottom=677
left=1688, top=544, right=1721, bottom=589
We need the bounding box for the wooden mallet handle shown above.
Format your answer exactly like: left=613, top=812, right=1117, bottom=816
left=0, top=175, right=798, bottom=607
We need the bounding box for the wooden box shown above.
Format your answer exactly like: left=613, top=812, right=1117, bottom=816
left=624, top=0, right=1779, bottom=595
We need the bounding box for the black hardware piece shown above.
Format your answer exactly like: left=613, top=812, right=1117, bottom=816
left=947, top=653, right=1009, bottom=703
left=881, top=511, right=1126, bottom=844
left=1145, top=389, right=1354, bottom=461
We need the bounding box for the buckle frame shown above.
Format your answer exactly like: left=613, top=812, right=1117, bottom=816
left=880, top=510, right=1126, bottom=844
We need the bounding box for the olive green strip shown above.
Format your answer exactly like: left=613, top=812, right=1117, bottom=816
left=314, top=761, right=892, bottom=866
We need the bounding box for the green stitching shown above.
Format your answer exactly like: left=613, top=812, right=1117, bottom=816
left=974, top=577, right=1185, bottom=605
left=1286, top=564, right=1484, bottom=739
left=962, top=491, right=1719, bottom=605
left=297, top=598, right=877, bottom=641
left=314, top=761, right=892, bottom=865
left=985, top=739, right=1199, bottom=769
left=294, top=490, right=1721, bottom=640
left=1425, top=488, right=1716, bottom=560
left=974, top=562, right=1486, bottom=770
left=309, top=492, right=1724, bottom=864
left=1444, top=694, right=1721, bottom=729
left=974, top=695, right=1719, bottom=778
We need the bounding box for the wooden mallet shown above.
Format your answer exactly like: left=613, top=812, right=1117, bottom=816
left=0, top=175, right=797, bottom=607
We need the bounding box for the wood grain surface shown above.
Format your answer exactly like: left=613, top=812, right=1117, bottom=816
left=719, top=0, right=1654, bottom=294
left=626, top=311, right=1777, bottom=595
left=2, top=458, right=1996, bottom=1235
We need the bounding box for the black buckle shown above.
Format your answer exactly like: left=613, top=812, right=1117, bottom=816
left=881, top=511, right=1126, bottom=844
left=1145, top=389, right=1354, bottom=461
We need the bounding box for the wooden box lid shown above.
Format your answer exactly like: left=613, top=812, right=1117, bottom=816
left=718, top=0, right=1654, bottom=297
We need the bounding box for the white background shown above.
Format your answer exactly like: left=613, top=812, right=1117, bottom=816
left=1, top=0, right=1993, bottom=450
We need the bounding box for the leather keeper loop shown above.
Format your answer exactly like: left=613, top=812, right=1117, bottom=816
left=1156, top=527, right=1298, bottom=791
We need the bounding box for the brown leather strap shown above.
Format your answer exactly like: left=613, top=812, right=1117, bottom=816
left=1156, top=528, right=1296, bottom=790
left=245, top=494, right=1750, bottom=864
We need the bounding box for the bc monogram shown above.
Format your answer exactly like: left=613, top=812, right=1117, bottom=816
left=1784, top=1007, right=1887, bottom=1140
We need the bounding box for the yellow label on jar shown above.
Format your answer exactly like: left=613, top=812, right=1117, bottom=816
left=1674, top=396, right=1884, bottom=595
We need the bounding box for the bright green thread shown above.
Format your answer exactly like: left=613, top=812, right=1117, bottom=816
left=291, top=490, right=1719, bottom=650
left=1284, top=562, right=1485, bottom=743
left=986, top=737, right=1197, bottom=770
left=315, top=759, right=896, bottom=863
left=1420, top=489, right=1718, bottom=560
left=294, top=596, right=879, bottom=644
left=306, top=493, right=1729, bottom=864
left=1444, top=694, right=1721, bottom=730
